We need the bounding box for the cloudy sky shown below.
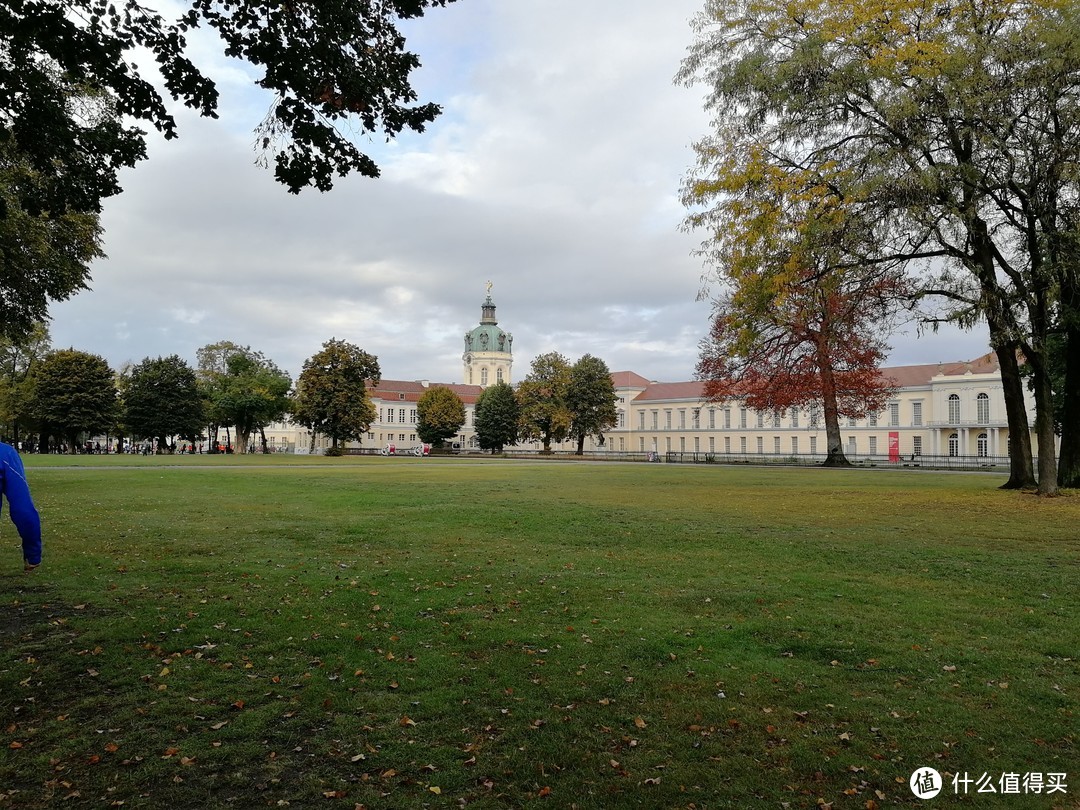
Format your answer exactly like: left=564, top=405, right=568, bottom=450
left=48, top=0, right=991, bottom=385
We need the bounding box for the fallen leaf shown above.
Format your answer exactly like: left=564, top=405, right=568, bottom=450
left=644, top=777, right=661, bottom=786
left=943, top=665, right=957, bottom=672
left=399, top=716, right=416, bottom=727
left=210, top=721, right=228, bottom=731
left=634, top=717, right=647, bottom=729
left=537, top=786, right=552, bottom=798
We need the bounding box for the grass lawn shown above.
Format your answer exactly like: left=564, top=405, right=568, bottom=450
left=0, top=457, right=1076, bottom=808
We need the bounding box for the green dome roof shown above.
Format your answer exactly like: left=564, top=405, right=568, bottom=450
left=464, top=295, right=513, bottom=355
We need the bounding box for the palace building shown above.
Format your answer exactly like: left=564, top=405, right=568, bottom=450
left=261, top=292, right=1036, bottom=460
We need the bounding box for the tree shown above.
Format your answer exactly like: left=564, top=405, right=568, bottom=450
left=683, top=151, right=902, bottom=467
left=678, top=0, right=1080, bottom=493
left=0, top=0, right=456, bottom=216
left=516, top=352, right=572, bottom=454
left=474, top=380, right=519, bottom=454
left=292, top=338, right=380, bottom=454
left=566, top=355, right=617, bottom=456
left=28, top=348, right=116, bottom=451
left=121, top=355, right=205, bottom=451
left=416, top=386, right=465, bottom=448
left=197, top=343, right=292, bottom=454
left=0, top=323, right=51, bottom=442
left=0, top=141, right=104, bottom=342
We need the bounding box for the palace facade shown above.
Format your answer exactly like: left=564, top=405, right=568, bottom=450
left=262, top=294, right=1037, bottom=460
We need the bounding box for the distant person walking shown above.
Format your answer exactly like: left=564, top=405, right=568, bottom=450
left=0, top=441, right=41, bottom=571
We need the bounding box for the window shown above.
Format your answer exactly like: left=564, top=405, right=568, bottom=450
left=756, top=411, right=765, bottom=429
left=912, top=401, right=923, bottom=426
left=665, top=437, right=672, bottom=452
left=756, top=437, right=763, bottom=453
left=617, top=410, right=624, bottom=428
left=848, top=417, right=857, bottom=427
left=773, top=436, right=781, bottom=454
left=639, top=411, right=645, bottom=430
left=399, top=434, right=405, bottom=442
left=809, top=436, right=817, bottom=454
left=387, top=409, right=394, bottom=423
left=709, top=408, right=716, bottom=429
left=679, top=437, right=686, bottom=452
left=679, top=410, right=686, bottom=429
left=808, top=403, right=820, bottom=427
left=481, top=367, right=489, bottom=386
left=398, top=408, right=406, bottom=423
left=639, top=437, right=645, bottom=451
left=399, top=393, right=406, bottom=400
left=977, top=393, right=990, bottom=424
left=869, top=412, right=878, bottom=427
left=692, top=409, right=700, bottom=429
left=791, top=437, right=798, bottom=455
left=869, top=436, right=877, bottom=454
left=977, top=432, right=989, bottom=457
left=888, top=402, right=899, bottom=426
left=410, top=409, right=417, bottom=423
left=913, top=436, right=922, bottom=456
left=847, top=436, right=856, bottom=454
left=651, top=411, right=658, bottom=430
left=710, top=437, right=716, bottom=452
left=664, top=410, right=672, bottom=430
left=723, top=436, right=730, bottom=452
left=948, top=432, right=959, bottom=456
left=723, top=409, right=732, bottom=429
left=739, top=408, right=747, bottom=428
left=740, top=436, right=747, bottom=453
left=948, top=394, right=961, bottom=424
left=790, top=409, right=799, bottom=428
left=694, top=437, right=700, bottom=452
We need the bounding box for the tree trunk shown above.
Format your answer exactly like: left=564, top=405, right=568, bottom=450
left=1026, top=352, right=1059, bottom=496
left=1057, top=297, right=1080, bottom=488
left=575, top=434, right=585, bottom=455
left=994, top=344, right=1037, bottom=489
left=815, top=336, right=850, bottom=467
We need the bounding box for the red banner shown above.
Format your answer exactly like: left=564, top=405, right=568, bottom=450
left=889, top=431, right=900, bottom=462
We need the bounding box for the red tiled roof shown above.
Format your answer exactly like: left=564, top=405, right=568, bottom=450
left=634, top=381, right=707, bottom=402
left=611, top=371, right=653, bottom=389
left=369, top=380, right=483, bottom=405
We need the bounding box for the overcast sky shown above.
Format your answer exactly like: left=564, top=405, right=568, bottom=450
left=47, top=0, right=991, bottom=385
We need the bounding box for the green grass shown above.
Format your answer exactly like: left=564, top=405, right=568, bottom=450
left=0, top=457, right=1076, bottom=808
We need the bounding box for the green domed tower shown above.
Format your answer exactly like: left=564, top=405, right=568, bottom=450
left=463, top=285, right=513, bottom=387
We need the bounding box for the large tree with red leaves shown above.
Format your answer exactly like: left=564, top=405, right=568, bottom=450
left=686, top=151, right=903, bottom=467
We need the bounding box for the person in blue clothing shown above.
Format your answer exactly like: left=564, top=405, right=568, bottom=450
left=0, top=442, right=41, bottom=571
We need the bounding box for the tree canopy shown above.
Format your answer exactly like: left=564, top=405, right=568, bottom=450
left=28, top=347, right=116, bottom=449
left=566, top=354, right=617, bottom=455
left=416, top=385, right=465, bottom=448
left=0, top=0, right=455, bottom=215
left=197, top=342, right=292, bottom=454
left=121, top=354, right=205, bottom=449
left=474, top=380, right=519, bottom=454
left=291, top=338, right=380, bottom=453
left=679, top=0, right=1080, bottom=492
left=516, top=352, right=572, bottom=454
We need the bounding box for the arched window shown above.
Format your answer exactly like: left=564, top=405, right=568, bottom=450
left=977, top=393, right=990, bottom=424
left=977, top=432, right=989, bottom=457
left=948, top=432, right=959, bottom=457
left=496, top=368, right=504, bottom=384
left=481, top=367, right=489, bottom=386
left=948, top=394, right=961, bottom=424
